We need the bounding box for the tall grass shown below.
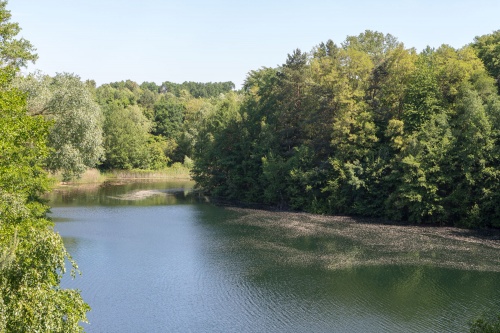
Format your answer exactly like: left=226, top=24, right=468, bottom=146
left=104, top=164, right=191, bottom=180
left=50, top=168, right=107, bottom=184
left=51, top=163, right=192, bottom=185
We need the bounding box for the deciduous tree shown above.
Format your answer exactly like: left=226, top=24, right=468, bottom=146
left=14, top=73, right=105, bottom=180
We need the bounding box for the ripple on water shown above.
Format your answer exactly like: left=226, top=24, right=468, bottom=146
left=53, top=185, right=500, bottom=333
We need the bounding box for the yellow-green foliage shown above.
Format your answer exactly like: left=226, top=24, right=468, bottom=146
left=192, top=30, right=500, bottom=227
left=0, top=67, right=90, bottom=331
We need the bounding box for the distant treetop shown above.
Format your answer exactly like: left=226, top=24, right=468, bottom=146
left=159, top=81, right=236, bottom=98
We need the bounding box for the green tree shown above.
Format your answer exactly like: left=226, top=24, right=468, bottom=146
left=342, top=30, right=400, bottom=65
left=385, top=113, right=452, bottom=223
left=138, top=88, right=157, bottom=120
left=0, top=3, right=90, bottom=330
left=192, top=30, right=500, bottom=228
left=160, top=81, right=235, bottom=98
left=433, top=45, right=486, bottom=103
left=192, top=92, right=245, bottom=196
left=102, top=104, right=152, bottom=169
left=443, top=87, right=496, bottom=227
left=14, top=73, right=105, bottom=180
left=0, top=68, right=90, bottom=331
left=0, top=1, right=37, bottom=67
left=153, top=96, right=184, bottom=139
left=472, top=30, right=500, bottom=92
left=401, top=49, right=443, bottom=133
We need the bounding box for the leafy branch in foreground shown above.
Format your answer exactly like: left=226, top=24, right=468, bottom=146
left=0, top=1, right=90, bottom=331
left=0, top=67, right=90, bottom=332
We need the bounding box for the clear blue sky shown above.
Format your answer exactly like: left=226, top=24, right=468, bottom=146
left=9, top=0, right=500, bottom=88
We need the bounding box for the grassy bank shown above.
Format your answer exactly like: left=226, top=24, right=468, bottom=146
left=51, top=164, right=192, bottom=186
left=103, top=165, right=191, bottom=180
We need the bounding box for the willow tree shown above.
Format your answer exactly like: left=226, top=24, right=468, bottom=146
left=14, top=73, right=105, bottom=180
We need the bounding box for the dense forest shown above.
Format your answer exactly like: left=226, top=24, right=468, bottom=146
left=193, top=30, right=500, bottom=229
left=14, top=73, right=237, bottom=179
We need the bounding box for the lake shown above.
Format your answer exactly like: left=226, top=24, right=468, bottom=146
left=48, top=180, right=500, bottom=332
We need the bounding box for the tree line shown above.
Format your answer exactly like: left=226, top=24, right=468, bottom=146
left=2, top=0, right=500, bottom=328
left=192, top=30, right=500, bottom=229
left=13, top=73, right=237, bottom=180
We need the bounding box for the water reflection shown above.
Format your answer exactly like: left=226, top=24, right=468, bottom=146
left=46, top=180, right=197, bottom=207
left=51, top=181, right=500, bottom=333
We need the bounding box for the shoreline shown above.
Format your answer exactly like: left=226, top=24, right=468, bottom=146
left=51, top=167, right=192, bottom=188
left=48, top=177, right=500, bottom=271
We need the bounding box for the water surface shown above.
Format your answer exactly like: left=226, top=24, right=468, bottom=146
left=50, top=181, right=500, bottom=332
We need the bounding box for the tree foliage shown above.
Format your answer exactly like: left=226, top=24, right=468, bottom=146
left=473, top=30, right=500, bottom=92
left=192, top=30, right=500, bottom=228
left=101, top=104, right=154, bottom=169
left=14, top=73, right=105, bottom=180
left=95, top=78, right=238, bottom=169
left=0, top=1, right=37, bottom=68
left=0, top=3, right=90, bottom=331
left=0, top=68, right=90, bottom=331
left=159, top=81, right=235, bottom=98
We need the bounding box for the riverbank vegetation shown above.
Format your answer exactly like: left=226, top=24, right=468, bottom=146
left=14, top=22, right=499, bottom=230
left=51, top=165, right=191, bottom=186
left=14, top=70, right=236, bottom=181
left=193, top=30, right=500, bottom=229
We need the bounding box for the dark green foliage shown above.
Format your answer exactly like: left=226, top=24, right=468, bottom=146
left=191, top=92, right=249, bottom=198
left=153, top=97, right=184, bottom=139
left=192, top=30, right=500, bottom=228
left=95, top=78, right=238, bottom=168
left=443, top=87, right=495, bottom=226
left=140, top=81, right=160, bottom=93
left=101, top=105, right=152, bottom=169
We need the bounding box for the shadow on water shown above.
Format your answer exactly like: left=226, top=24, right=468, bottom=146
left=51, top=181, right=500, bottom=333
left=188, top=204, right=500, bottom=332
